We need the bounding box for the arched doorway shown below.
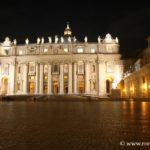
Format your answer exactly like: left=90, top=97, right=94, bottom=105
left=77, top=75, right=85, bottom=94
left=106, top=80, right=110, bottom=94
left=1, top=77, right=8, bottom=95
left=29, top=82, right=35, bottom=94
left=53, top=81, right=59, bottom=94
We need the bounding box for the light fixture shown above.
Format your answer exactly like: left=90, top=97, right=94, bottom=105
left=91, top=49, right=95, bottom=53
left=44, top=49, right=48, bottom=53
left=64, top=48, right=68, bottom=52
left=77, top=48, right=83, bottom=53
left=19, top=50, right=23, bottom=55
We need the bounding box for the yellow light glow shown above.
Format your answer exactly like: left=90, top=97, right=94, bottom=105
left=45, top=76, right=48, bottom=79
left=31, top=76, right=34, bottom=80
left=123, top=89, right=126, bottom=92
left=44, top=49, right=48, bottom=53
left=91, top=49, right=95, bottom=53
left=19, top=50, right=23, bottom=55
left=130, top=87, right=134, bottom=92
left=64, top=48, right=68, bottom=52
left=142, top=83, right=147, bottom=90
left=77, top=48, right=83, bottom=53
left=149, top=85, right=150, bottom=88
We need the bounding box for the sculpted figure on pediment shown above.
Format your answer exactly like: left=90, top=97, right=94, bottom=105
left=2, top=37, right=11, bottom=47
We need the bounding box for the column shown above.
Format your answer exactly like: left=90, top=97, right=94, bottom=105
left=96, top=62, right=99, bottom=95
left=115, top=63, right=121, bottom=84
left=9, top=63, right=15, bottom=95
left=85, top=62, right=90, bottom=94
left=59, top=63, right=64, bottom=94
left=23, top=63, right=28, bottom=94
left=73, top=62, right=78, bottom=94
left=48, top=63, right=52, bottom=94
left=68, top=63, right=72, bottom=94
left=39, top=63, right=44, bottom=94
left=98, top=61, right=106, bottom=96
left=35, top=63, right=39, bottom=94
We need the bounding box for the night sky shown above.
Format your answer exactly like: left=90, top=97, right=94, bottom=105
left=0, top=0, right=150, bottom=58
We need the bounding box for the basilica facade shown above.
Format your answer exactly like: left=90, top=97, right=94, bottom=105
left=0, top=23, right=123, bottom=96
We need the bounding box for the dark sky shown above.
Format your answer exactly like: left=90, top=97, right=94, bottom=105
left=0, top=0, right=150, bottom=58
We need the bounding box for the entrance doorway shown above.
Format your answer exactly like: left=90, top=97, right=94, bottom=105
left=78, top=75, right=85, bottom=93
left=53, top=81, right=59, bottom=94
left=0, top=77, right=8, bottom=95
left=29, top=82, right=35, bottom=94
left=64, top=76, right=68, bottom=94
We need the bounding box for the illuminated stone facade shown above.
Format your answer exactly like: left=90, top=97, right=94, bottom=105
left=0, top=23, right=123, bottom=96
left=119, top=37, right=150, bottom=98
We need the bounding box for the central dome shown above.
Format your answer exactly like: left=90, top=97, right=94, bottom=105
left=64, top=22, right=72, bottom=36
left=60, top=22, right=78, bottom=43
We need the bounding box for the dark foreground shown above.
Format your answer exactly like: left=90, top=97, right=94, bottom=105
left=0, top=96, right=150, bottom=150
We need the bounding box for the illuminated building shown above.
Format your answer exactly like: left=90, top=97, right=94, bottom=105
left=0, top=23, right=123, bottom=96
left=119, top=36, right=150, bottom=98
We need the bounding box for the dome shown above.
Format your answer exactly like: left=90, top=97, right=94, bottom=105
left=64, top=22, right=72, bottom=36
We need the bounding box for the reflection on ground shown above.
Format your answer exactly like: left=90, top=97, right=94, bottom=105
left=0, top=97, right=150, bottom=150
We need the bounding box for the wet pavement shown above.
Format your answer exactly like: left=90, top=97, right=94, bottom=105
left=0, top=97, right=150, bottom=150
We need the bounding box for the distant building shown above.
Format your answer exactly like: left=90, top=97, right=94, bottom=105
left=0, top=23, right=124, bottom=96
left=118, top=36, right=150, bottom=98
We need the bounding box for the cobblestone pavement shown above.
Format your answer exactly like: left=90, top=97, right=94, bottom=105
left=0, top=98, right=150, bottom=150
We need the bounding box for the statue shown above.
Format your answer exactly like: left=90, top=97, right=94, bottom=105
left=60, top=37, right=64, bottom=43
left=37, top=37, right=40, bottom=44
left=13, top=39, right=17, bottom=45
left=115, top=37, right=119, bottom=43
left=84, top=36, right=88, bottom=43
left=105, top=33, right=112, bottom=43
left=68, top=37, right=71, bottom=43
left=2, top=37, right=11, bottom=46
left=98, top=36, right=101, bottom=43
left=55, top=35, right=58, bottom=43
left=41, top=37, right=44, bottom=44
left=73, top=36, right=77, bottom=42
left=48, top=36, right=52, bottom=43
left=25, top=38, right=29, bottom=45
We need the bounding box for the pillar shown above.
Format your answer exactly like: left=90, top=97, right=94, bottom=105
left=68, top=63, right=72, bottom=94
left=35, top=63, right=39, bottom=94
left=48, top=63, right=52, bottom=94
left=85, top=62, right=90, bottom=94
left=23, top=63, right=28, bottom=94
left=98, top=61, right=106, bottom=96
left=73, top=62, right=78, bottom=94
left=9, top=63, right=16, bottom=95
left=59, top=63, right=64, bottom=94
left=39, top=63, right=44, bottom=94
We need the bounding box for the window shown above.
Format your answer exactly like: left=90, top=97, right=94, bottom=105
left=44, top=48, right=48, bottom=53
left=44, top=65, right=48, bottom=74
left=28, top=63, right=35, bottom=75
left=53, top=64, right=59, bottom=72
left=64, top=48, right=68, bottom=52
left=91, top=49, right=95, bottom=53
left=64, top=64, right=68, bottom=73
left=19, top=50, right=23, bottom=55
left=77, top=48, right=83, bottom=53
left=78, top=63, right=84, bottom=74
